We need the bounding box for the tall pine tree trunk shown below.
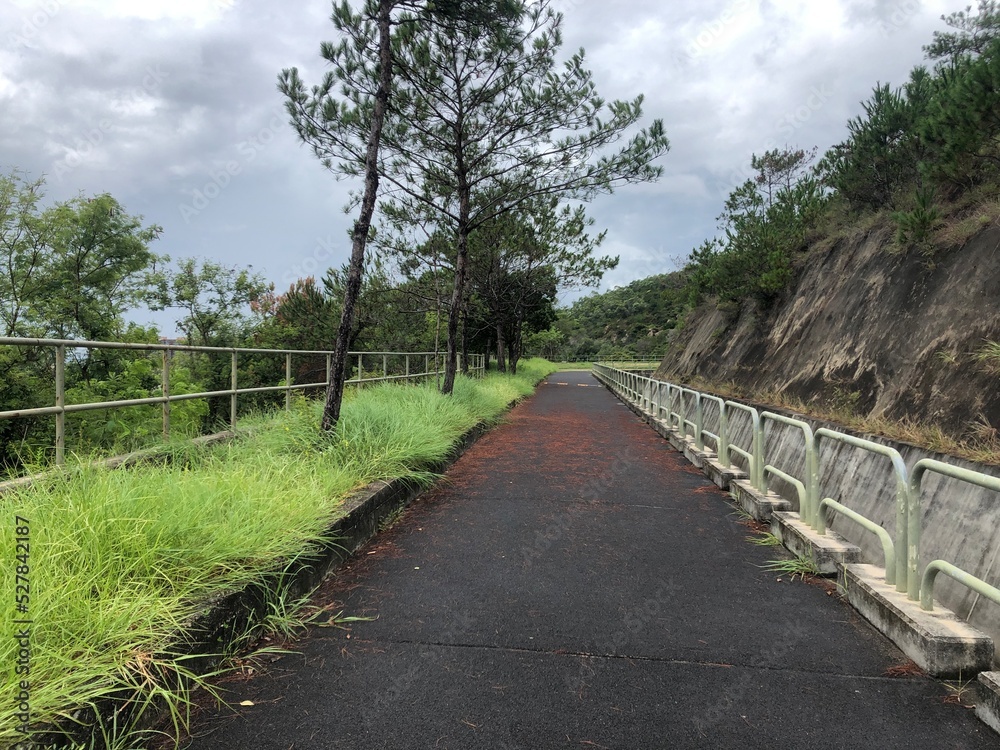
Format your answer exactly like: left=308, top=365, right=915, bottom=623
left=495, top=323, right=507, bottom=373
left=321, top=0, right=393, bottom=431
left=442, top=228, right=467, bottom=394
left=509, top=310, right=524, bottom=374
left=460, top=304, right=469, bottom=375
left=441, top=132, right=470, bottom=395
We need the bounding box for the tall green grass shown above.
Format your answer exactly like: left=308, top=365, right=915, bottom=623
left=0, top=360, right=554, bottom=746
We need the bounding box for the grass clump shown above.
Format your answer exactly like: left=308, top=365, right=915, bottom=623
left=974, top=340, right=1000, bottom=374
left=761, top=555, right=821, bottom=581
left=750, top=532, right=783, bottom=547
left=0, top=359, right=555, bottom=746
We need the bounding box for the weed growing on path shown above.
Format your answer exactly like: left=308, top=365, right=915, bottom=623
left=760, top=555, right=821, bottom=581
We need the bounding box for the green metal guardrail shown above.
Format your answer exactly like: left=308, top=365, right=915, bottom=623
left=592, top=362, right=1000, bottom=620
left=0, top=336, right=485, bottom=465
left=761, top=412, right=816, bottom=521
left=725, top=401, right=763, bottom=488
left=820, top=497, right=896, bottom=585
left=813, top=428, right=909, bottom=594
left=910, top=459, right=1000, bottom=609
left=700, top=394, right=729, bottom=467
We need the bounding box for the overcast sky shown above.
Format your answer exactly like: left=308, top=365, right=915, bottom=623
left=1, top=0, right=956, bottom=333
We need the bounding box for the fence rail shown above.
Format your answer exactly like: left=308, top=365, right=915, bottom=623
left=0, top=336, right=485, bottom=465
left=592, top=362, right=1000, bottom=619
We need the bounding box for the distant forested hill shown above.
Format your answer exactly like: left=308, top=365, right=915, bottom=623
left=544, top=272, right=687, bottom=359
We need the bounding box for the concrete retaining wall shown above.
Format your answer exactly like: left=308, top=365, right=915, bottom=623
left=643, top=378, right=1000, bottom=652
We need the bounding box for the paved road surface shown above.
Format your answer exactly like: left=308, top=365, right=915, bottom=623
left=180, top=371, right=997, bottom=749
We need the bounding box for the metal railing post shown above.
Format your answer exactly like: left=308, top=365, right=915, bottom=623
left=326, top=353, right=332, bottom=385
left=383, top=353, right=388, bottom=379
left=760, top=413, right=817, bottom=523
left=55, top=344, right=65, bottom=465
left=816, top=428, right=908, bottom=593
left=162, top=350, right=170, bottom=442
left=695, top=391, right=704, bottom=451
left=230, top=351, right=238, bottom=429
left=285, top=353, right=293, bottom=410
left=405, top=354, right=410, bottom=379
left=358, top=354, right=363, bottom=382
left=717, top=401, right=729, bottom=467
left=805, top=434, right=819, bottom=528
left=752, top=415, right=763, bottom=490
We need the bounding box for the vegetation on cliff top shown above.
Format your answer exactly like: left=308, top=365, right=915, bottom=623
left=531, top=3, right=1000, bottom=364
left=681, top=1, right=1000, bottom=316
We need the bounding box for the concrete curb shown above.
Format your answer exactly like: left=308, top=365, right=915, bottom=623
left=25, top=400, right=521, bottom=749
left=703, top=458, right=747, bottom=490
left=842, top=564, right=994, bottom=678
left=730, top=479, right=791, bottom=522
left=770, top=511, right=862, bottom=575
left=598, top=376, right=1000, bottom=733
left=976, top=672, right=1000, bottom=733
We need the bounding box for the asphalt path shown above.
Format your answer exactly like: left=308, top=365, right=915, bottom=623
left=179, top=370, right=998, bottom=749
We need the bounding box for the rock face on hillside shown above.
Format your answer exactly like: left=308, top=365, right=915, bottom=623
left=655, top=223, right=1000, bottom=439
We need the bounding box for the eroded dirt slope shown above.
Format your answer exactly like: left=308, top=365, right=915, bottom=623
left=655, top=224, right=1000, bottom=438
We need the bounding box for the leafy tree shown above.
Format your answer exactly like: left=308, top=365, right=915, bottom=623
left=683, top=147, right=824, bottom=310
left=925, top=1, right=1000, bottom=62
left=36, top=194, right=162, bottom=347
left=65, top=357, right=208, bottom=451
left=382, top=1, right=666, bottom=392
left=466, top=198, right=613, bottom=372
left=819, top=75, right=930, bottom=211
left=150, top=258, right=270, bottom=347
left=279, top=1, right=507, bottom=430
left=279, top=0, right=403, bottom=431
left=0, top=172, right=170, bottom=470
left=258, top=257, right=426, bottom=388
left=752, top=147, right=818, bottom=205
left=0, top=173, right=164, bottom=392
left=0, top=176, right=163, bottom=346
left=284, top=0, right=668, bottom=398
left=556, top=272, right=687, bottom=360
left=920, top=38, right=1000, bottom=187
left=521, top=326, right=564, bottom=359
left=0, top=171, right=50, bottom=337
left=148, top=259, right=271, bottom=426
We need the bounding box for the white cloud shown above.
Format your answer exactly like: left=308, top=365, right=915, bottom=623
left=66, top=0, right=235, bottom=26
left=0, top=0, right=966, bottom=329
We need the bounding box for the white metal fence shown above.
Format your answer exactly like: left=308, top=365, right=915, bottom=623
left=0, top=336, right=484, bottom=465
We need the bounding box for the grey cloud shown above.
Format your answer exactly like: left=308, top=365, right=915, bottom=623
left=0, top=0, right=960, bottom=327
